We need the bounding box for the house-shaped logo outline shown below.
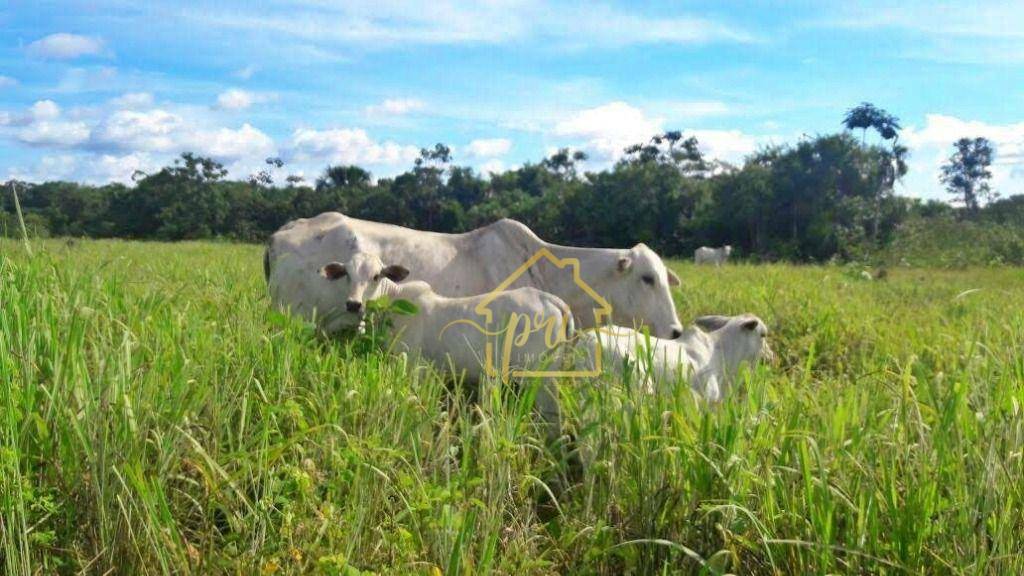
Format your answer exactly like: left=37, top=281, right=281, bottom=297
left=474, top=247, right=611, bottom=378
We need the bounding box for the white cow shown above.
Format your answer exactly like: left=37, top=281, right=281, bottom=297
left=576, top=313, right=771, bottom=402
left=266, top=213, right=683, bottom=338
left=694, top=245, right=732, bottom=266
left=319, top=253, right=574, bottom=438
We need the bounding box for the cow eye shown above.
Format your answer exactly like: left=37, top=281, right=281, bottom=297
left=641, top=274, right=655, bottom=286
left=372, top=273, right=381, bottom=281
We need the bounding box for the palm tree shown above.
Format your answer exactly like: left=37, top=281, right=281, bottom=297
left=845, top=103, right=906, bottom=240
left=843, top=103, right=881, bottom=144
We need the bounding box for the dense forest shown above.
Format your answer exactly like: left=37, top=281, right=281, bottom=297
left=4, top=104, right=1023, bottom=264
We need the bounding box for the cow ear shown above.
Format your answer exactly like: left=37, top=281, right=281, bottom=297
left=382, top=265, right=410, bottom=282
left=741, top=318, right=760, bottom=331
left=667, top=269, right=681, bottom=287
left=320, top=262, right=347, bottom=280
left=617, top=256, right=633, bottom=273
left=695, top=315, right=730, bottom=331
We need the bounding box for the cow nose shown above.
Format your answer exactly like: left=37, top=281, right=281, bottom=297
left=346, top=300, right=362, bottom=313
left=670, top=327, right=683, bottom=339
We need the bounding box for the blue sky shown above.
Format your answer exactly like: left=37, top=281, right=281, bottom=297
left=2, top=0, right=1023, bottom=198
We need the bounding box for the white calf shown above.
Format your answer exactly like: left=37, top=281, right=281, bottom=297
left=577, top=314, right=771, bottom=401
left=320, top=253, right=574, bottom=437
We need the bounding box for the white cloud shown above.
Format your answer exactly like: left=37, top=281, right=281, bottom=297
left=0, top=75, right=17, bottom=88
left=689, top=129, right=764, bottom=164
left=479, top=158, right=506, bottom=175
left=553, top=100, right=772, bottom=166
left=811, top=2, right=1024, bottom=65
left=465, top=138, right=512, bottom=158
left=195, top=2, right=754, bottom=48
left=91, top=109, right=184, bottom=152
left=817, top=2, right=1024, bottom=39
left=30, top=100, right=62, bottom=121
left=7, top=152, right=161, bottom=185
left=27, top=33, right=106, bottom=59
left=201, top=123, right=276, bottom=160
left=544, top=6, right=757, bottom=47
left=90, top=108, right=275, bottom=160
left=215, top=88, right=265, bottom=110
left=365, top=98, right=427, bottom=116
left=901, top=114, right=1024, bottom=197
left=0, top=100, right=61, bottom=127
left=233, top=64, right=259, bottom=80
left=17, top=120, right=91, bottom=147
left=2, top=96, right=281, bottom=182
left=554, top=101, right=663, bottom=161
left=12, top=100, right=90, bottom=147
left=110, top=92, right=155, bottom=109
left=93, top=153, right=160, bottom=183
left=287, top=127, right=420, bottom=166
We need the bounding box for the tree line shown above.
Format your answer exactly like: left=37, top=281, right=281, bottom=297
left=3, top=104, right=1019, bottom=262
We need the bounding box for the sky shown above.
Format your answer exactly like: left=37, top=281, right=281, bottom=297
left=1, top=0, right=1023, bottom=199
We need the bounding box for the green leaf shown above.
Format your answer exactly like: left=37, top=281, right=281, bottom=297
left=391, top=299, right=419, bottom=316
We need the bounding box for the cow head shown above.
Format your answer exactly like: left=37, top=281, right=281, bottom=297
left=599, top=243, right=683, bottom=339
left=696, top=313, right=772, bottom=369
left=319, top=252, right=409, bottom=317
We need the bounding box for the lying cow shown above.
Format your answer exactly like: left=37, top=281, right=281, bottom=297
left=266, top=213, right=683, bottom=338
left=319, top=253, right=574, bottom=439
left=576, top=314, right=771, bottom=402
left=694, top=245, right=732, bottom=266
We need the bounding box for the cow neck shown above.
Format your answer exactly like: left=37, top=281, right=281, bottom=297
left=536, top=242, right=623, bottom=326
left=705, top=328, right=744, bottom=383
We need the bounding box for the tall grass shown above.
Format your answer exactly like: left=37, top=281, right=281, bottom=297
left=2, top=239, right=1023, bottom=574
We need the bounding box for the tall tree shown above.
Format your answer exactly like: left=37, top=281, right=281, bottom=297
left=941, top=137, right=996, bottom=216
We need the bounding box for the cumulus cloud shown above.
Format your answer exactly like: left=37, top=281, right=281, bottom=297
left=201, top=123, right=276, bottom=160
left=91, top=109, right=185, bottom=152
left=479, top=158, right=506, bottom=176
left=9, top=100, right=90, bottom=147
left=689, top=129, right=764, bottom=164
left=30, top=100, right=62, bottom=121
left=0, top=100, right=60, bottom=127
left=1, top=97, right=277, bottom=167
left=27, top=33, right=106, bottom=59
left=465, top=138, right=512, bottom=158
left=902, top=114, right=1024, bottom=197
left=17, top=120, right=91, bottom=147
left=365, top=98, right=427, bottom=116
left=287, top=127, right=420, bottom=166
left=214, top=88, right=267, bottom=110
left=553, top=101, right=771, bottom=166
left=7, top=152, right=162, bottom=186
left=554, top=101, right=663, bottom=161
left=110, top=92, right=155, bottom=109
left=90, top=108, right=274, bottom=161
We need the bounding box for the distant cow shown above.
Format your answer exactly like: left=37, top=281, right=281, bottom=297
left=319, top=253, right=574, bottom=439
left=694, top=245, right=732, bottom=266
left=266, top=213, right=683, bottom=337
left=576, top=314, right=771, bottom=402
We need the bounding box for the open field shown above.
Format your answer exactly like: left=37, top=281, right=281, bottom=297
left=2, top=238, right=1023, bottom=574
